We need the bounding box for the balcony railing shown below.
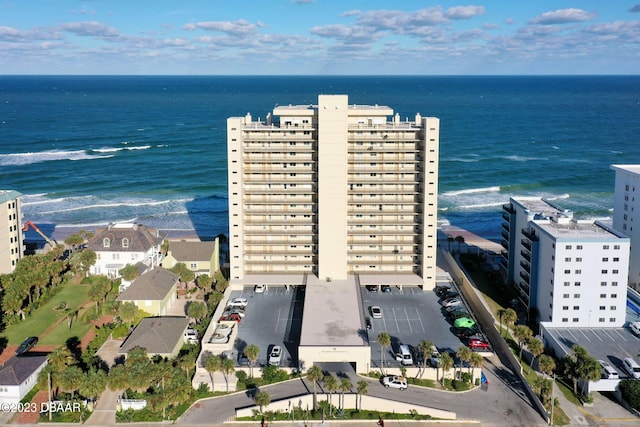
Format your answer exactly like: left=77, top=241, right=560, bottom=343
left=501, top=240, right=509, bottom=250
left=520, top=250, right=531, bottom=262
left=501, top=222, right=510, bottom=232
left=519, top=271, right=530, bottom=283
left=501, top=231, right=509, bottom=241
left=502, top=204, right=515, bottom=214
left=521, top=239, right=531, bottom=251
left=520, top=260, right=531, bottom=274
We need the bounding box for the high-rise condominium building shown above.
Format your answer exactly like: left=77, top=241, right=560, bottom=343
left=502, top=197, right=630, bottom=327
left=611, top=164, right=640, bottom=290
left=0, top=190, right=24, bottom=274
left=227, top=95, right=440, bottom=289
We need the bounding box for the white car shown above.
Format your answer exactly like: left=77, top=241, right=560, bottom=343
left=381, top=375, right=407, bottom=390
left=441, top=297, right=463, bottom=308
left=227, top=297, right=248, bottom=308
left=598, top=360, right=619, bottom=379
left=184, top=328, right=198, bottom=344
left=370, top=306, right=382, bottom=319
left=255, top=284, right=266, bottom=293
left=268, top=345, right=282, bottom=366
left=629, top=321, right=640, bottom=336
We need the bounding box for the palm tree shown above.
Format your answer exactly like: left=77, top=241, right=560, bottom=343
left=356, top=380, right=368, bottom=411
left=538, top=355, right=556, bottom=378
left=58, top=365, right=83, bottom=398
left=307, top=365, right=324, bottom=412
left=456, top=345, right=472, bottom=379
left=526, top=336, right=544, bottom=374
left=497, top=307, right=508, bottom=336
left=502, top=308, right=517, bottom=335
left=447, top=235, right=454, bottom=252
left=220, top=358, right=235, bottom=392
left=376, top=332, right=391, bottom=374
left=513, top=325, right=533, bottom=362
left=455, top=235, right=465, bottom=253
left=418, top=339, right=434, bottom=370
left=440, top=352, right=453, bottom=385
left=254, top=390, right=270, bottom=414
left=323, top=374, right=338, bottom=416
left=204, top=354, right=221, bottom=392
left=339, top=378, right=352, bottom=410
left=469, top=352, right=483, bottom=384
left=79, top=368, right=107, bottom=403
left=107, top=364, right=129, bottom=391
left=244, top=344, right=260, bottom=378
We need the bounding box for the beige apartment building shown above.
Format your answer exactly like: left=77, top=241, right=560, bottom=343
left=0, top=190, right=24, bottom=274
left=227, top=95, right=440, bottom=290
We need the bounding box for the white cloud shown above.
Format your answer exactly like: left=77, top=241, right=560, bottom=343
left=529, top=8, right=596, bottom=25
left=341, top=10, right=361, bottom=17
left=60, top=21, right=119, bottom=38
left=182, top=19, right=263, bottom=36
left=445, top=6, right=485, bottom=20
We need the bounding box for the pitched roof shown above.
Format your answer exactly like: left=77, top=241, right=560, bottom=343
left=119, top=316, right=189, bottom=355
left=86, top=223, right=165, bottom=253
left=117, top=268, right=178, bottom=301
left=168, top=241, right=216, bottom=262
left=0, top=354, right=48, bottom=386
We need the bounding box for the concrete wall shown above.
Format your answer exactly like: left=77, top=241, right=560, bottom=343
left=298, top=345, right=370, bottom=373
left=236, top=392, right=456, bottom=420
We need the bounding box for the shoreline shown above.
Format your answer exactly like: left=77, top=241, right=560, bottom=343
left=50, top=226, right=203, bottom=242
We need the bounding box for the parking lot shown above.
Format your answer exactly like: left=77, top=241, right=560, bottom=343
left=360, top=285, right=483, bottom=368
left=226, top=285, right=303, bottom=368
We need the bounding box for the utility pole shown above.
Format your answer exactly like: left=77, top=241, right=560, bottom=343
left=48, top=371, right=52, bottom=421
left=549, top=373, right=555, bottom=425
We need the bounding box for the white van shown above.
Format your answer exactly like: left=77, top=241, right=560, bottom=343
left=395, top=344, right=414, bottom=366
left=622, top=357, right=640, bottom=379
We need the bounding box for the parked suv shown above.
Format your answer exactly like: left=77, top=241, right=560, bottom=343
left=622, top=357, right=640, bottom=379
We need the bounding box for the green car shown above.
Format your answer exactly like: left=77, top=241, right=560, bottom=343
left=454, top=317, right=476, bottom=328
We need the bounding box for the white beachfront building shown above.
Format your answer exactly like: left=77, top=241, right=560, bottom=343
left=86, top=223, right=164, bottom=280
left=611, top=164, right=640, bottom=291
left=502, top=197, right=630, bottom=327
left=0, top=190, right=24, bottom=275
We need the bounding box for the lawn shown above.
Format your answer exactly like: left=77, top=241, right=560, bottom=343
left=5, top=282, right=91, bottom=345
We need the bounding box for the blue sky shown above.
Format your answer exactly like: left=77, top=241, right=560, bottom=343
left=1, top=0, right=639, bottom=74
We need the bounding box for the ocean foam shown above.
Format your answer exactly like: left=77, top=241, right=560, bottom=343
left=441, top=186, right=501, bottom=197
left=0, top=149, right=111, bottom=166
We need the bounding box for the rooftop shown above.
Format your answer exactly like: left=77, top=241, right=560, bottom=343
left=511, top=197, right=572, bottom=220
left=0, top=354, right=48, bottom=386
left=533, top=219, right=629, bottom=240
left=119, top=316, right=189, bottom=355
left=0, top=190, right=22, bottom=205
left=168, top=241, right=216, bottom=262
left=611, top=164, right=640, bottom=174
left=117, top=268, right=179, bottom=301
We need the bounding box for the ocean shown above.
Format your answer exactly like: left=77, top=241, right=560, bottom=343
left=1, top=75, right=639, bottom=241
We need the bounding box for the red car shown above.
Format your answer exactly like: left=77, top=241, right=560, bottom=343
left=220, top=313, right=242, bottom=322
left=467, top=337, right=490, bottom=350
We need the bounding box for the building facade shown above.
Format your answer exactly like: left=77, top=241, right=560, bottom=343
left=611, top=164, right=640, bottom=290
left=502, top=197, right=630, bottom=327
left=0, top=190, right=24, bottom=275
left=227, top=94, right=439, bottom=289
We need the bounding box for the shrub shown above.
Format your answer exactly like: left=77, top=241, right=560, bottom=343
left=236, top=370, right=248, bottom=384
left=261, top=365, right=288, bottom=383
left=620, top=379, right=640, bottom=410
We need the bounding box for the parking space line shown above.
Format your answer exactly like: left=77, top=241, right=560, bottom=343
left=404, top=308, right=413, bottom=334
left=612, top=329, right=628, bottom=341
left=392, top=308, right=400, bottom=333
left=577, top=329, right=591, bottom=342
left=275, top=308, right=282, bottom=333
left=415, top=307, right=426, bottom=332
left=601, top=329, right=616, bottom=341
left=591, top=330, right=603, bottom=342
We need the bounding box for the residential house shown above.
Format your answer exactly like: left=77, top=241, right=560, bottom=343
left=86, top=223, right=165, bottom=279
left=0, top=354, right=48, bottom=405
left=118, top=316, right=190, bottom=359
left=116, top=268, right=179, bottom=316
left=162, top=240, right=219, bottom=277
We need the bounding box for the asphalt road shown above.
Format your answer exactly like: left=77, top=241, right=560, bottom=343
left=178, top=354, right=546, bottom=426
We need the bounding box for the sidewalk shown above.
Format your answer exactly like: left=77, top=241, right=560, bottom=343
left=85, top=388, right=121, bottom=426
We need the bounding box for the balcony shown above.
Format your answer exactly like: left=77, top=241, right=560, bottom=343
left=501, top=222, right=510, bottom=232
left=501, top=240, right=509, bottom=250
left=519, top=260, right=531, bottom=274
left=501, top=231, right=509, bottom=241
left=521, top=228, right=538, bottom=241
left=501, top=212, right=511, bottom=222
left=521, top=239, right=531, bottom=251
left=519, top=271, right=530, bottom=283
left=502, top=203, right=515, bottom=214
left=520, top=250, right=531, bottom=262
left=518, top=281, right=530, bottom=295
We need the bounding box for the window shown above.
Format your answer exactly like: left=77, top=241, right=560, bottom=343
left=565, top=245, right=572, bottom=249
left=613, top=257, right=619, bottom=262
left=565, top=257, right=571, bottom=262
left=564, top=281, right=570, bottom=286
left=610, top=317, right=616, bottom=322
left=574, top=294, right=580, bottom=298
left=601, top=269, right=608, bottom=274
left=575, top=269, right=581, bottom=274
left=601, top=281, right=607, bottom=286
left=122, top=238, right=129, bottom=248
left=576, top=257, right=582, bottom=262
left=603, top=245, right=610, bottom=250
left=613, top=269, right=619, bottom=274
left=576, top=245, right=583, bottom=250
left=103, top=238, right=110, bottom=248
left=610, top=306, right=616, bottom=310
left=563, top=294, right=570, bottom=298
left=574, top=282, right=581, bottom=286
left=562, top=318, right=568, bottom=323
left=564, top=269, right=571, bottom=274
left=611, top=294, right=617, bottom=298
left=573, top=306, right=580, bottom=310
left=602, top=257, right=609, bottom=262
left=599, top=306, right=606, bottom=310
left=572, top=318, right=579, bottom=322
left=614, top=245, right=620, bottom=250
left=600, top=293, right=606, bottom=298
left=190, top=263, right=197, bottom=269
left=562, top=306, right=569, bottom=310
left=612, top=281, right=618, bottom=286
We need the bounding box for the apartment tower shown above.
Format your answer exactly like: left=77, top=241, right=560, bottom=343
left=611, top=164, right=640, bottom=290
left=0, top=190, right=24, bottom=274
left=227, top=95, right=440, bottom=289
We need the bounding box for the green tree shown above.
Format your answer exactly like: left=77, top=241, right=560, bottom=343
left=48, top=346, right=76, bottom=374
left=455, top=235, right=465, bottom=253
left=195, top=274, right=213, bottom=292
left=187, top=301, right=207, bottom=323
left=204, top=354, right=221, bottom=391
left=307, top=365, right=324, bottom=412
left=58, top=366, right=83, bottom=398
left=220, top=358, right=235, bottom=392
left=497, top=307, right=508, bottom=336
left=418, top=339, right=434, bottom=370
left=440, top=352, right=454, bottom=385
left=376, top=332, right=391, bottom=374
left=526, top=336, right=544, bottom=374
left=64, top=233, right=84, bottom=253
left=119, top=264, right=140, bottom=282
left=620, top=379, right=640, bottom=411
left=88, top=282, right=105, bottom=311
left=170, top=263, right=195, bottom=286
left=513, top=325, right=533, bottom=362
left=244, top=344, right=260, bottom=378
left=107, top=364, right=130, bottom=391
left=323, top=374, right=338, bottom=416
left=356, top=380, right=368, bottom=411
left=119, top=301, right=139, bottom=326
left=577, top=355, right=601, bottom=397
left=178, top=351, right=197, bottom=380
left=502, top=308, right=517, bottom=334
left=456, top=345, right=472, bottom=378
left=469, top=352, right=484, bottom=383
left=79, top=369, right=107, bottom=402
left=339, top=378, right=352, bottom=410
left=538, top=355, right=556, bottom=378
left=254, top=390, right=270, bottom=414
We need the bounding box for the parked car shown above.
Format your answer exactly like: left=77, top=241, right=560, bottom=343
left=454, top=317, right=476, bottom=328
left=370, top=306, right=382, bottom=319
left=220, top=313, right=242, bottom=322
left=468, top=337, right=490, bottom=350
left=446, top=309, right=470, bottom=320
left=365, top=317, right=372, bottom=330
left=268, top=346, right=282, bottom=366
left=428, top=349, right=442, bottom=367
left=434, top=285, right=452, bottom=297
left=622, top=357, right=640, bottom=379
left=452, top=326, right=480, bottom=338
left=15, top=336, right=38, bottom=356
left=255, top=284, right=266, bottom=293
left=381, top=375, right=407, bottom=390
left=439, top=291, right=459, bottom=300
left=227, top=297, right=248, bottom=308
left=629, top=321, right=640, bottom=336
left=445, top=304, right=467, bottom=313
left=442, top=297, right=463, bottom=308
left=598, top=360, right=619, bottom=379
left=184, top=328, right=198, bottom=344
left=381, top=285, right=391, bottom=293
left=365, top=285, right=377, bottom=292
left=223, top=308, right=246, bottom=318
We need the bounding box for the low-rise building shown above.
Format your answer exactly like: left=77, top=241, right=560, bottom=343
left=0, top=354, right=48, bottom=405
left=162, top=240, right=219, bottom=277
left=116, top=268, right=179, bottom=316
left=119, top=316, right=190, bottom=359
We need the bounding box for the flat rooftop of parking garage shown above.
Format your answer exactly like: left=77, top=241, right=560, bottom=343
left=299, top=276, right=367, bottom=347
